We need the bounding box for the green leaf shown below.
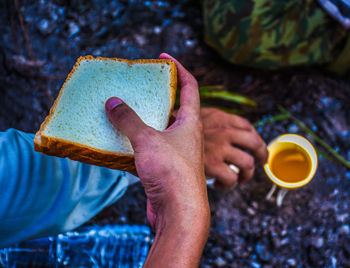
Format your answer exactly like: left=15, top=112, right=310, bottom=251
left=199, top=91, right=257, bottom=107
left=253, top=113, right=290, bottom=127
left=202, top=104, right=245, bottom=115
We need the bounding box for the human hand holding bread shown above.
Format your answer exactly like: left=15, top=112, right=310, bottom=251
left=106, top=53, right=210, bottom=267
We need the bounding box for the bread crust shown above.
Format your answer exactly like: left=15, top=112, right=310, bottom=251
left=34, top=55, right=177, bottom=172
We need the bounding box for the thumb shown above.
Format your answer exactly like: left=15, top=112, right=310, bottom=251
left=105, top=97, right=149, bottom=146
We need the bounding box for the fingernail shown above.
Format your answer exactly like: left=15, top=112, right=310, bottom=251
left=106, top=98, right=123, bottom=112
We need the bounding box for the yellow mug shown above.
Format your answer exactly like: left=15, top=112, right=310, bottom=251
left=264, top=134, right=318, bottom=205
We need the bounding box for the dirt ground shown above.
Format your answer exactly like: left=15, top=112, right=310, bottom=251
left=1, top=0, right=350, bottom=267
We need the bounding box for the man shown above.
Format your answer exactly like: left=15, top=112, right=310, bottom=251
left=0, top=54, right=267, bottom=266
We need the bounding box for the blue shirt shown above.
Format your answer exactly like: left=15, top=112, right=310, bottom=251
left=0, top=129, right=137, bottom=248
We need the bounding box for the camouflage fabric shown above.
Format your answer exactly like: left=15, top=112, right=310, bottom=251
left=202, top=0, right=350, bottom=74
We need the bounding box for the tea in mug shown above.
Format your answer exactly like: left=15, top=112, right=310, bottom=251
left=270, top=145, right=312, bottom=183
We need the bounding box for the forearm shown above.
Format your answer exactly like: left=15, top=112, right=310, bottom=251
left=144, top=205, right=210, bottom=267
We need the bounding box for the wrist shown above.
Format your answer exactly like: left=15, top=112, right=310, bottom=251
left=158, top=171, right=210, bottom=233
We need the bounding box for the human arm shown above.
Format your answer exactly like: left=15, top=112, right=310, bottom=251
left=0, top=128, right=132, bottom=248
left=105, top=53, right=210, bottom=267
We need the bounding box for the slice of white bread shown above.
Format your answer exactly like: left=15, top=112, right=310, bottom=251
left=34, top=56, right=177, bottom=172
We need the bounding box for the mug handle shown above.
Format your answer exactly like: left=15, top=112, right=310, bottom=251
left=266, top=184, right=288, bottom=207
